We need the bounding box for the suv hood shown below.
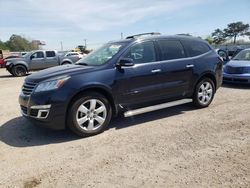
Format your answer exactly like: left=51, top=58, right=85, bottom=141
left=26, top=64, right=94, bottom=83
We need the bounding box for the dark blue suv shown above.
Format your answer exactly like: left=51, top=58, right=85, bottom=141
left=19, top=33, right=223, bottom=137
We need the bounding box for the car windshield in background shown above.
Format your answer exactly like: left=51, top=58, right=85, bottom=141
left=233, top=50, right=250, bottom=61
left=77, top=42, right=127, bottom=66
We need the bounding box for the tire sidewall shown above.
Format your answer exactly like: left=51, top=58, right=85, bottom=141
left=68, top=92, right=112, bottom=137
left=13, top=65, right=26, bottom=77
left=194, top=78, right=215, bottom=108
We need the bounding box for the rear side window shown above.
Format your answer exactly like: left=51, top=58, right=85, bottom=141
left=182, top=40, right=211, bottom=57
left=46, top=51, right=56, bottom=57
left=124, top=41, right=156, bottom=64
left=157, top=40, right=186, bottom=60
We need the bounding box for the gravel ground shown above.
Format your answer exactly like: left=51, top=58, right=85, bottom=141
left=0, top=68, right=250, bottom=188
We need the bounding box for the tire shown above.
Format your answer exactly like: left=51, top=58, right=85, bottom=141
left=67, top=92, right=112, bottom=137
left=13, top=65, right=27, bottom=77
left=193, top=78, right=215, bottom=108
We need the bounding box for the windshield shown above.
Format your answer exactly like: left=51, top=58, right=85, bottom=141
left=77, top=42, right=127, bottom=66
left=233, top=50, right=250, bottom=61
left=23, top=51, right=32, bottom=58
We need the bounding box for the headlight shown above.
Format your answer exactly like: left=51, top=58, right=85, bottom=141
left=34, top=76, right=70, bottom=93
left=5, top=61, right=11, bottom=66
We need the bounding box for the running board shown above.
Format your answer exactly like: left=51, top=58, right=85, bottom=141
left=124, top=99, right=192, bottom=117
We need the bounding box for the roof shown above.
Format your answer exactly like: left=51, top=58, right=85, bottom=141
left=109, top=34, right=205, bottom=44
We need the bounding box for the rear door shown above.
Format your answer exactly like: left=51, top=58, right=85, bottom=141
left=30, top=51, right=45, bottom=70
left=45, top=51, right=58, bottom=67
left=114, top=41, right=163, bottom=105
left=156, top=39, right=194, bottom=98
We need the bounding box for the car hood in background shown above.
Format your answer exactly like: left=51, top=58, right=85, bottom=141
left=226, top=60, right=250, bottom=67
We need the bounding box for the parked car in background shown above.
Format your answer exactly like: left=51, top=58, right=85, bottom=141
left=0, top=59, right=5, bottom=68
left=5, top=50, right=81, bottom=76
left=0, top=54, right=23, bottom=68
left=62, top=52, right=84, bottom=64
left=223, top=48, right=250, bottom=84
left=19, top=33, right=223, bottom=137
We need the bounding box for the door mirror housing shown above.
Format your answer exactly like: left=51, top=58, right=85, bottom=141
left=116, top=58, right=134, bottom=67
left=30, top=55, right=34, bottom=60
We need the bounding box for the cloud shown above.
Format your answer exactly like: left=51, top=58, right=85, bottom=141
left=2, top=0, right=206, bottom=32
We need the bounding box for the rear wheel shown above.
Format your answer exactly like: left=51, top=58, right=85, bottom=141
left=67, top=92, right=112, bottom=137
left=13, top=65, right=27, bottom=77
left=193, top=78, right=215, bottom=108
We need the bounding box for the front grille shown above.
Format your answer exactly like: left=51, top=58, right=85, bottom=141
left=224, top=66, right=250, bottom=74
left=22, top=82, right=37, bottom=96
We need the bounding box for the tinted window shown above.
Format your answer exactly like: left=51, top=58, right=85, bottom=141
left=182, top=40, right=211, bottom=57
left=124, top=41, right=156, bottom=64
left=46, top=51, right=56, bottom=57
left=157, top=40, right=185, bottom=60
left=32, top=52, right=44, bottom=59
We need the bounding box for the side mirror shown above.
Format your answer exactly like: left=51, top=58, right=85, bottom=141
left=30, top=55, right=34, bottom=60
left=116, top=58, right=134, bottom=67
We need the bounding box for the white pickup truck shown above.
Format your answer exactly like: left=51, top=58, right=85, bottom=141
left=5, top=50, right=83, bottom=76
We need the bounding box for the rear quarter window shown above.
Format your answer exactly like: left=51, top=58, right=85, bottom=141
left=181, top=40, right=211, bottom=57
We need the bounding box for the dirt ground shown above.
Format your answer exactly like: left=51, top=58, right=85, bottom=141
left=0, top=68, right=250, bottom=188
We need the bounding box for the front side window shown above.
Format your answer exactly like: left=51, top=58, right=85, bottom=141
left=182, top=40, right=211, bottom=57
left=77, top=42, right=127, bottom=66
left=124, top=41, right=156, bottom=64
left=31, top=52, right=44, bottom=59
left=46, top=51, right=56, bottom=57
left=157, top=40, right=186, bottom=60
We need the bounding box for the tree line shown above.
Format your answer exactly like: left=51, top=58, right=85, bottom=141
left=0, top=34, right=39, bottom=51
left=206, top=21, right=250, bottom=45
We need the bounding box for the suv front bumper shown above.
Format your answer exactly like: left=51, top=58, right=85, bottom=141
left=19, top=92, right=66, bottom=130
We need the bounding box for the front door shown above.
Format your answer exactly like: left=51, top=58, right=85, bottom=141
left=114, top=41, right=163, bottom=106
left=29, top=51, right=45, bottom=70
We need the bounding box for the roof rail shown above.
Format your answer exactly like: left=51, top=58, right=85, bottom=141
left=126, top=32, right=161, bottom=39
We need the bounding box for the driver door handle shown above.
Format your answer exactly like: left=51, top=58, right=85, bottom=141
left=151, top=69, right=162, bottom=73
left=186, top=64, right=194, bottom=68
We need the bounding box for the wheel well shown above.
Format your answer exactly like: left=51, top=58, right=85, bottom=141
left=197, top=73, right=217, bottom=90
left=62, top=61, right=71, bottom=65
left=67, top=88, right=117, bottom=120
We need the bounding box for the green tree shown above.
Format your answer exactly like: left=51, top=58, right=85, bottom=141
left=205, top=36, right=214, bottom=44
left=0, top=40, right=9, bottom=50
left=5, top=34, right=39, bottom=51
left=223, top=22, right=249, bottom=44
left=211, top=29, right=226, bottom=45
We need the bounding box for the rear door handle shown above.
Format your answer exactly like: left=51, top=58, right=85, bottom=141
left=186, top=64, right=194, bottom=68
left=151, top=69, right=161, bottom=73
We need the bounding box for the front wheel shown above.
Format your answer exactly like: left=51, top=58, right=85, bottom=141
left=193, top=78, right=215, bottom=108
left=67, top=92, right=112, bottom=137
left=13, top=65, right=27, bottom=77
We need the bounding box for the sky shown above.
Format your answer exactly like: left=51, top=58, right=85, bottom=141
left=0, top=0, right=250, bottom=50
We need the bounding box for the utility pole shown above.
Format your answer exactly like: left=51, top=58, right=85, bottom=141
left=84, top=39, right=87, bottom=49
left=121, top=32, right=123, bottom=39
left=60, top=41, right=63, bottom=51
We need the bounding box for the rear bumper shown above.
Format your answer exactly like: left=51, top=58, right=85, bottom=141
left=223, top=73, right=250, bottom=84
